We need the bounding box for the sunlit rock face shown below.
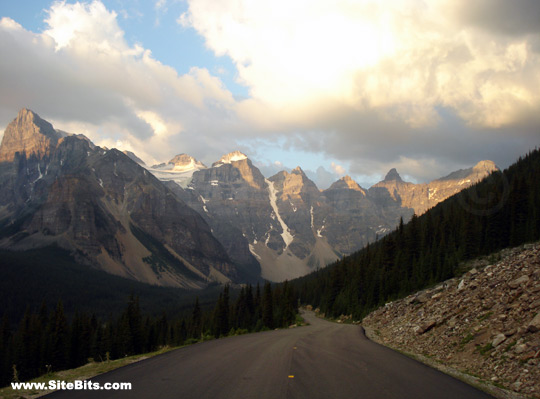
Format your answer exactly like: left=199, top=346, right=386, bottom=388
left=372, top=162, right=499, bottom=216
left=0, top=108, right=61, bottom=162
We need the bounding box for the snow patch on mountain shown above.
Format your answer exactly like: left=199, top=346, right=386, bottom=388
left=248, top=244, right=262, bottom=261
left=266, top=179, right=294, bottom=248
left=146, top=154, right=207, bottom=188
left=213, top=151, right=248, bottom=167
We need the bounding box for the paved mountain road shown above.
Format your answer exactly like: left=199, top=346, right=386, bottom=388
left=47, top=311, right=494, bottom=399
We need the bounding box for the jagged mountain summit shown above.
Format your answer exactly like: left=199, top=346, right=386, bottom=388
left=147, top=153, right=207, bottom=188
left=0, top=109, right=239, bottom=288
left=212, top=150, right=248, bottom=167
left=383, top=168, right=403, bottom=182
left=328, top=175, right=366, bottom=194
left=372, top=161, right=499, bottom=215
left=148, top=150, right=498, bottom=282
left=0, top=108, right=62, bottom=162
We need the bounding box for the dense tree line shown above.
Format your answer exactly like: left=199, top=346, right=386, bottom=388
left=292, top=149, right=540, bottom=320
left=0, top=282, right=297, bottom=387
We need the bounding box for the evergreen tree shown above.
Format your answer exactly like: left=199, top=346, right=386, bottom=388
left=50, top=301, right=69, bottom=372
left=262, top=282, right=274, bottom=329
left=190, top=297, right=202, bottom=339
left=213, top=286, right=230, bottom=337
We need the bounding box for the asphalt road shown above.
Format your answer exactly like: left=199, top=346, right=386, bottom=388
left=47, top=311, right=494, bottom=399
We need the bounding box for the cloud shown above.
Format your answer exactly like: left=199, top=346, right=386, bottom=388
left=177, top=0, right=539, bottom=181
left=0, top=0, right=538, bottom=187
left=330, top=162, right=346, bottom=176
left=155, top=0, right=168, bottom=10
left=307, top=166, right=339, bottom=190
left=448, top=0, right=540, bottom=37
left=180, top=0, right=540, bottom=130
left=0, top=1, right=252, bottom=166
left=44, top=1, right=123, bottom=51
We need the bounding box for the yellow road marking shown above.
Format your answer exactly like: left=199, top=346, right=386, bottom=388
left=288, top=375, right=294, bottom=379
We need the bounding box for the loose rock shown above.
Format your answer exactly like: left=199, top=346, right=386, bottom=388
left=492, top=333, right=506, bottom=347
left=363, top=243, right=540, bottom=398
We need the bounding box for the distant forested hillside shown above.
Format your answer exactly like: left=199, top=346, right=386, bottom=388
left=0, top=246, right=224, bottom=324
left=292, top=149, right=540, bottom=319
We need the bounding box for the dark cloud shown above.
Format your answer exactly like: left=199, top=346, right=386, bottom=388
left=279, top=104, right=539, bottom=184
left=455, top=0, right=540, bottom=36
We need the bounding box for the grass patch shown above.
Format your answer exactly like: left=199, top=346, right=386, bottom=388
left=477, top=311, right=493, bottom=322
left=476, top=343, right=493, bottom=356
left=460, top=332, right=475, bottom=346
left=295, top=313, right=308, bottom=326
left=504, top=341, right=516, bottom=352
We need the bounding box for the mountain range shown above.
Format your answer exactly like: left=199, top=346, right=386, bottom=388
left=0, top=109, right=498, bottom=286
left=144, top=151, right=498, bottom=281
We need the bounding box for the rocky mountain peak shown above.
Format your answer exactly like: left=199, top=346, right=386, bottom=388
left=0, top=108, right=61, bottom=162
left=69, top=134, right=96, bottom=149
left=292, top=166, right=305, bottom=175
left=328, top=175, right=365, bottom=193
left=270, top=166, right=320, bottom=202
left=212, top=151, right=248, bottom=167
left=168, top=153, right=206, bottom=171
left=383, top=168, right=403, bottom=182
left=436, top=160, right=498, bottom=183
left=372, top=160, right=499, bottom=216
left=0, top=109, right=238, bottom=288
left=193, top=151, right=266, bottom=190
left=473, top=160, right=498, bottom=174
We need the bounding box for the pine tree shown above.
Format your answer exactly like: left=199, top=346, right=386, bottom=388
left=50, top=301, right=69, bottom=372
left=126, top=295, right=143, bottom=354
left=262, top=282, right=274, bottom=329
left=190, top=297, right=202, bottom=339
left=213, top=286, right=230, bottom=337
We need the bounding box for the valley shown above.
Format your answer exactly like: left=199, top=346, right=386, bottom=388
left=1, top=2, right=539, bottom=397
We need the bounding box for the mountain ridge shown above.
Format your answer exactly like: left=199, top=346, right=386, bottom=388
left=0, top=109, right=239, bottom=288
left=373, top=161, right=499, bottom=215
left=154, top=149, right=496, bottom=281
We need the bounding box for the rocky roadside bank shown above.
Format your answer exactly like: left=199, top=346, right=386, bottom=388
left=362, top=243, right=540, bottom=399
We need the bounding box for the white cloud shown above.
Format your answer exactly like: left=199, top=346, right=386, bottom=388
left=0, top=0, right=538, bottom=186
left=155, top=0, right=168, bottom=10
left=180, top=0, right=540, bottom=129
left=330, top=162, right=346, bottom=176
left=44, top=1, right=124, bottom=51
left=0, top=1, right=253, bottom=166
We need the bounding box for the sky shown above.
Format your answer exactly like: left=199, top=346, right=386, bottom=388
left=0, top=0, right=539, bottom=188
